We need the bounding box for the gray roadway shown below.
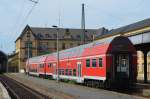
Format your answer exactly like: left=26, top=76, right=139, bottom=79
left=12, top=73, right=146, bottom=99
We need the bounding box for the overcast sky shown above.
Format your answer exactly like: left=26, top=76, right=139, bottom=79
left=0, top=0, right=149, bottom=54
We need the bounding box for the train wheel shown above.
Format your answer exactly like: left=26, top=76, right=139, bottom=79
left=95, top=81, right=100, bottom=88
left=39, top=74, right=42, bottom=78
left=104, top=81, right=110, bottom=89
left=87, top=80, right=92, bottom=87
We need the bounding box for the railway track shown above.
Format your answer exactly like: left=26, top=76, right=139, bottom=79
left=0, top=75, right=51, bottom=99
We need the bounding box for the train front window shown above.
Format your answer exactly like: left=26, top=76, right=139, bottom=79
left=116, top=54, right=129, bottom=77
left=86, top=59, right=90, bottom=67
left=121, top=59, right=127, bottom=67
left=92, top=59, right=97, bottom=67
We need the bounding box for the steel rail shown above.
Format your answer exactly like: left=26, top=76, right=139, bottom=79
left=0, top=75, right=49, bottom=99
left=0, top=78, right=20, bottom=99
left=9, top=77, right=45, bottom=99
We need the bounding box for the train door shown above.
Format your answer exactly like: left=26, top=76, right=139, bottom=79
left=53, top=63, right=57, bottom=79
left=116, top=54, right=130, bottom=79
left=77, top=62, right=82, bottom=83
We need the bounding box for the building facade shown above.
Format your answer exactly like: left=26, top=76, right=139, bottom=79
left=14, top=25, right=106, bottom=72
left=8, top=52, right=19, bottom=72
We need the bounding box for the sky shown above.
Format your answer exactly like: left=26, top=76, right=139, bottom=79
left=0, top=0, right=149, bottom=54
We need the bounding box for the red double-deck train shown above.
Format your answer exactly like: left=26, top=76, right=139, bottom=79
left=26, top=36, right=137, bottom=87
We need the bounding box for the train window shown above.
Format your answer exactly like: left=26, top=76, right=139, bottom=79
left=42, top=64, right=44, bottom=68
left=86, top=59, right=90, bottom=67
left=73, top=69, right=76, bottom=76
left=65, top=69, right=68, bottom=75
left=99, top=58, right=103, bottom=67
left=39, top=64, right=44, bottom=68
left=58, top=69, right=61, bottom=75
left=48, top=63, right=52, bottom=68
left=68, top=69, right=72, bottom=76
left=56, top=69, right=58, bottom=75
left=121, top=59, right=127, bottom=67
left=92, top=59, right=97, bottom=67
left=62, top=69, right=64, bottom=75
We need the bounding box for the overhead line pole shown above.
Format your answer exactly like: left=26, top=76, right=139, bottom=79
left=52, top=25, right=60, bottom=82
left=81, top=3, right=86, bottom=44
left=52, top=0, right=62, bottom=82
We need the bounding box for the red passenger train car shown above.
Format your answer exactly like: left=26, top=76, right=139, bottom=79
left=26, top=36, right=137, bottom=87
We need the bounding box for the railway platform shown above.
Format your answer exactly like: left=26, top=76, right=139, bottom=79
left=5, top=73, right=149, bottom=99
left=0, top=82, right=11, bottom=99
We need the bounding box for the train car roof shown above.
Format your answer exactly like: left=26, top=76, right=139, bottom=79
left=28, top=36, right=132, bottom=63
left=28, top=54, right=48, bottom=63
left=46, top=36, right=114, bottom=61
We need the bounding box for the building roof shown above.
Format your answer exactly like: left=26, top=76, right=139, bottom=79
left=16, top=25, right=107, bottom=42
left=16, top=18, right=150, bottom=42
left=30, top=27, right=98, bottom=40
left=96, top=18, right=150, bottom=39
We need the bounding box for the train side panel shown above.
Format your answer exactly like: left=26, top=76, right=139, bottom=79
left=57, top=59, right=78, bottom=81
left=29, top=63, right=39, bottom=76
left=82, top=55, right=106, bottom=81
left=45, top=62, right=54, bottom=76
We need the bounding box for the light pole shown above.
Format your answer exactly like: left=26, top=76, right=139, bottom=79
left=27, top=31, right=31, bottom=74
left=52, top=25, right=59, bottom=82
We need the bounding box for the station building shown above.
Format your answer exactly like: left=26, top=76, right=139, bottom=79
left=10, top=25, right=106, bottom=72
left=8, top=52, right=18, bottom=72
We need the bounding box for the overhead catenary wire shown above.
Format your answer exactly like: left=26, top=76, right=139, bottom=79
left=2, top=0, right=26, bottom=53
left=18, top=0, right=39, bottom=34
left=6, top=0, right=39, bottom=50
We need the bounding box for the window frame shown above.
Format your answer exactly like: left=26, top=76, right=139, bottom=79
left=62, top=43, right=66, bottom=49
left=92, top=58, right=97, bottom=67
left=48, top=63, right=52, bottom=68
left=73, top=69, right=76, bottom=76
left=65, top=69, right=68, bottom=75
left=68, top=69, right=72, bottom=76
left=86, top=59, right=90, bottom=67
left=58, top=69, right=61, bottom=75
left=39, top=64, right=44, bottom=68
left=61, top=69, right=64, bottom=75
left=98, top=58, right=103, bottom=67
